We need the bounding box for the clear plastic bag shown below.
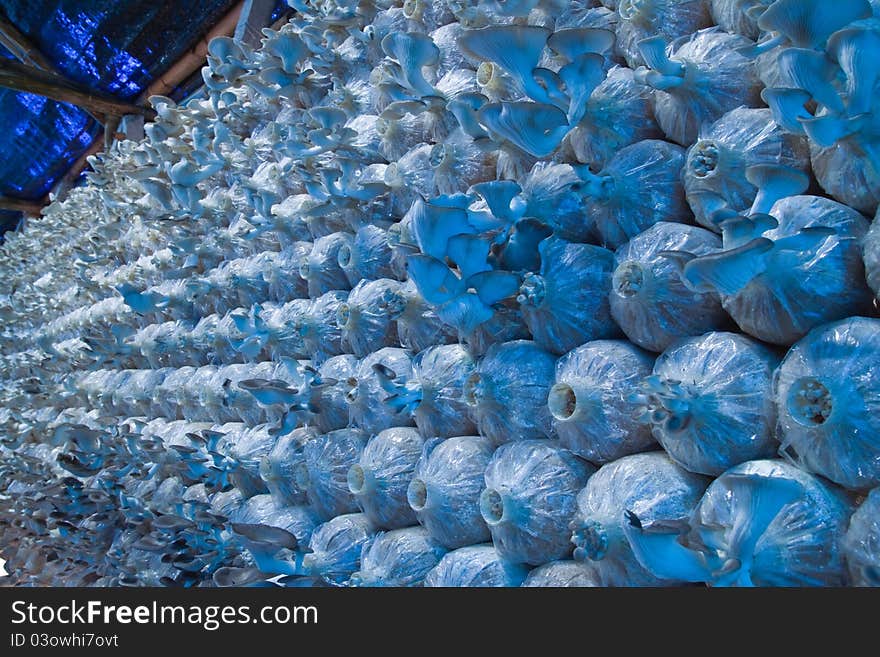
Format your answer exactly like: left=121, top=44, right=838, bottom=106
left=338, top=278, right=407, bottom=357
left=302, top=232, right=353, bottom=297
left=408, top=435, right=494, bottom=548
left=610, top=222, right=727, bottom=353
left=396, top=279, right=460, bottom=353
left=566, top=66, right=662, bottom=169
left=519, top=237, right=620, bottom=355
left=615, top=0, right=712, bottom=69
left=351, top=526, right=447, bottom=587
left=464, top=340, right=557, bottom=443
left=301, top=291, right=350, bottom=363
left=339, top=225, right=405, bottom=287
left=408, top=344, right=477, bottom=439
left=683, top=107, right=810, bottom=230
left=348, top=347, right=416, bottom=435
left=628, top=459, right=853, bottom=586
left=304, top=513, right=377, bottom=586
left=550, top=340, right=656, bottom=463
left=697, top=196, right=874, bottom=346
left=481, top=439, right=594, bottom=565
left=774, top=317, right=880, bottom=490
left=570, top=451, right=709, bottom=586
left=641, top=28, right=763, bottom=146
left=349, top=426, right=425, bottom=529
left=843, top=487, right=880, bottom=586
left=260, top=426, right=319, bottom=507
left=866, top=211, right=880, bottom=299
left=521, top=560, right=603, bottom=587
left=302, top=428, right=368, bottom=520
left=584, top=139, right=691, bottom=250
left=424, top=544, right=529, bottom=587
left=638, top=331, right=780, bottom=476
left=310, top=355, right=358, bottom=433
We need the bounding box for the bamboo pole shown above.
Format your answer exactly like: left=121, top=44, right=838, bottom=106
left=0, top=58, right=155, bottom=119
left=0, top=195, right=43, bottom=215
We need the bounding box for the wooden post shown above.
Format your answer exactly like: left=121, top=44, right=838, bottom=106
left=0, top=195, right=44, bottom=215
left=0, top=16, right=57, bottom=72
left=0, top=58, right=155, bottom=120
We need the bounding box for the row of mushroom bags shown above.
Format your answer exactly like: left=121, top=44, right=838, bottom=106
left=1, top=0, right=879, bottom=587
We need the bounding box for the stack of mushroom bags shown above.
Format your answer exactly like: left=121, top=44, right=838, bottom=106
left=1, top=0, right=879, bottom=587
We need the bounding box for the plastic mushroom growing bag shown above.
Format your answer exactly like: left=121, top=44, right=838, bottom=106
left=463, top=340, right=557, bottom=443
left=842, top=487, right=880, bottom=586
left=481, top=439, right=594, bottom=565
left=610, top=222, right=728, bottom=353
left=423, top=544, right=529, bottom=587
left=303, top=513, right=377, bottom=586
left=635, top=331, right=781, bottom=476
left=569, top=452, right=710, bottom=586
left=679, top=194, right=874, bottom=346
left=549, top=340, right=656, bottom=464
left=407, top=435, right=494, bottom=549
left=350, top=527, right=447, bottom=587
left=773, top=317, right=880, bottom=491
left=348, top=426, right=425, bottom=529
left=624, top=459, right=853, bottom=586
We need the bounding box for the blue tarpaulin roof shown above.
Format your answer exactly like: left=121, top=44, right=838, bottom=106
left=0, top=0, right=258, bottom=236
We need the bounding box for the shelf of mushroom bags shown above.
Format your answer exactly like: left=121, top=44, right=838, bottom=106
left=0, top=0, right=879, bottom=588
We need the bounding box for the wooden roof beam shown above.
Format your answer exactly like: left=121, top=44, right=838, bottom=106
left=0, top=58, right=155, bottom=120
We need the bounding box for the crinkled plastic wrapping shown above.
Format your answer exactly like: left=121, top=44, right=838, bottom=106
left=260, top=427, right=318, bottom=507
left=522, top=560, right=603, bottom=587
left=842, top=488, right=880, bottom=586
left=520, top=162, right=595, bottom=243
left=411, top=344, right=477, bottom=439
left=465, top=340, right=557, bottom=443
left=710, top=0, right=771, bottom=39
left=301, top=291, right=349, bottom=363
left=266, top=242, right=312, bottom=300
left=230, top=495, right=320, bottom=547
left=462, top=301, right=532, bottom=357
left=227, top=424, right=275, bottom=498
left=774, top=317, right=880, bottom=490
left=810, top=137, right=880, bottom=216
left=571, top=452, right=709, bottom=586
left=339, top=278, right=407, bottom=357
left=689, top=460, right=852, bottom=586
left=615, top=0, right=712, bottom=69
left=387, top=144, right=436, bottom=204
left=645, top=331, right=780, bottom=476
left=302, top=428, right=368, bottom=521
left=348, top=347, right=415, bottom=435
left=408, top=435, right=493, bottom=548
left=340, top=225, right=405, bottom=287
left=481, top=439, right=594, bottom=565
left=304, top=513, right=377, bottom=585
left=683, top=108, right=811, bottom=230
left=396, top=279, right=460, bottom=352
left=650, top=29, right=762, bottom=147
left=550, top=340, right=656, bottom=463
left=610, top=222, right=727, bottom=352
left=302, top=232, right=353, bottom=298
left=520, top=238, right=620, bottom=355
left=351, top=527, right=447, bottom=587
left=431, top=130, right=495, bottom=195
left=586, top=139, right=691, bottom=250
left=349, top=427, right=425, bottom=529
left=865, top=214, right=880, bottom=299
left=264, top=299, right=312, bottom=360
left=154, top=366, right=196, bottom=420
left=720, top=196, right=873, bottom=346
left=424, top=545, right=529, bottom=587
left=312, top=355, right=358, bottom=433
left=567, top=66, right=662, bottom=168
